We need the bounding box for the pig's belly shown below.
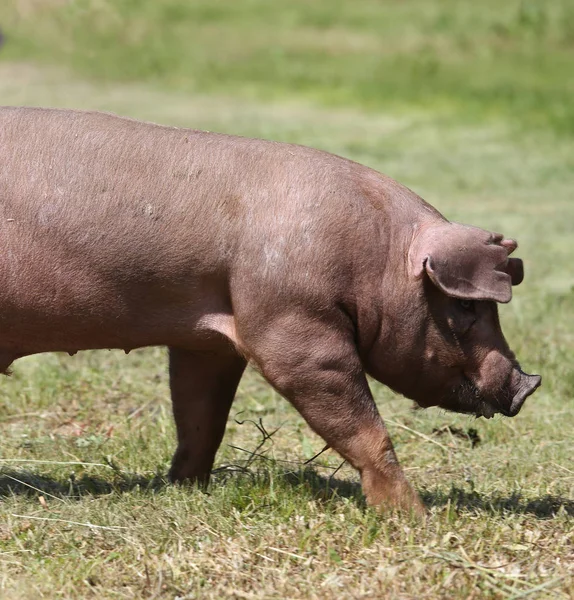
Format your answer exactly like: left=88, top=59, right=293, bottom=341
left=0, top=281, right=212, bottom=355
left=0, top=229, right=228, bottom=355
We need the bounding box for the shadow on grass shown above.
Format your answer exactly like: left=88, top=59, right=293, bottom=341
left=275, top=469, right=574, bottom=519
left=0, top=468, right=167, bottom=499
left=422, top=486, right=574, bottom=519
left=1, top=467, right=572, bottom=519
left=275, top=467, right=366, bottom=507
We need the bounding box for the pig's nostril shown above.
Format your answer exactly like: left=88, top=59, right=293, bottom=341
left=509, top=373, right=541, bottom=416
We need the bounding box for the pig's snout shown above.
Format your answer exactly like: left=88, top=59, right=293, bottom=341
left=472, top=352, right=541, bottom=418
left=507, top=370, right=541, bottom=416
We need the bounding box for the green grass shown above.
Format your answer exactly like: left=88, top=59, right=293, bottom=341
left=0, top=1, right=573, bottom=598
left=1, top=0, right=574, bottom=135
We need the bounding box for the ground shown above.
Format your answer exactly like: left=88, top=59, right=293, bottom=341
left=0, top=1, right=573, bottom=598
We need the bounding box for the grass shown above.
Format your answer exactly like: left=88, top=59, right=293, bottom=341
left=1, top=0, right=574, bottom=135
left=0, top=1, right=573, bottom=598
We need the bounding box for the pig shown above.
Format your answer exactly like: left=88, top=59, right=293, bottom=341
left=0, top=106, right=541, bottom=515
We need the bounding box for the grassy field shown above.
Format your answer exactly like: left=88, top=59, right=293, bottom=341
left=0, top=1, right=573, bottom=598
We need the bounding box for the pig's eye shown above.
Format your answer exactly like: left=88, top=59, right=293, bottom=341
left=459, top=299, right=474, bottom=311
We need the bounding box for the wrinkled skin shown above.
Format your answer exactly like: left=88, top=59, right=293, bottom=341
left=0, top=107, right=541, bottom=516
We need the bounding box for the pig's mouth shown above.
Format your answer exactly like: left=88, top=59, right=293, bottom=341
left=439, top=371, right=541, bottom=419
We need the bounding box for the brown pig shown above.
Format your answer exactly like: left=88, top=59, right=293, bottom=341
left=0, top=107, right=541, bottom=514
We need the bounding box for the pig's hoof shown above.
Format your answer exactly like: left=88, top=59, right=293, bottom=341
left=379, top=495, right=428, bottom=518
left=379, top=498, right=428, bottom=519
left=401, top=489, right=429, bottom=518
left=366, top=480, right=428, bottom=518
left=409, top=498, right=429, bottom=518
left=168, top=469, right=210, bottom=490
left=168, top=457, right=211, bottom=489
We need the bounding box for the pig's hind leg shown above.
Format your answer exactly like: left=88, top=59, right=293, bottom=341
left=168, top=344, right=246, bottom=486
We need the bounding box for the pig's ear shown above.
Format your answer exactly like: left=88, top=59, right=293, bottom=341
left=409, top=223, right=523, bottom=303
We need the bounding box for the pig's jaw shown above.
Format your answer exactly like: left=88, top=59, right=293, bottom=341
left=434, top=375, right=508, bottom=419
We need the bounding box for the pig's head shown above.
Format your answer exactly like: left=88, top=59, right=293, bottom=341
left=365, top=222, right=541, bottom=419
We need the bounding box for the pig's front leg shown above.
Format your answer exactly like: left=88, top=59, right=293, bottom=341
left=239, top=312, right=426, bottom=516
